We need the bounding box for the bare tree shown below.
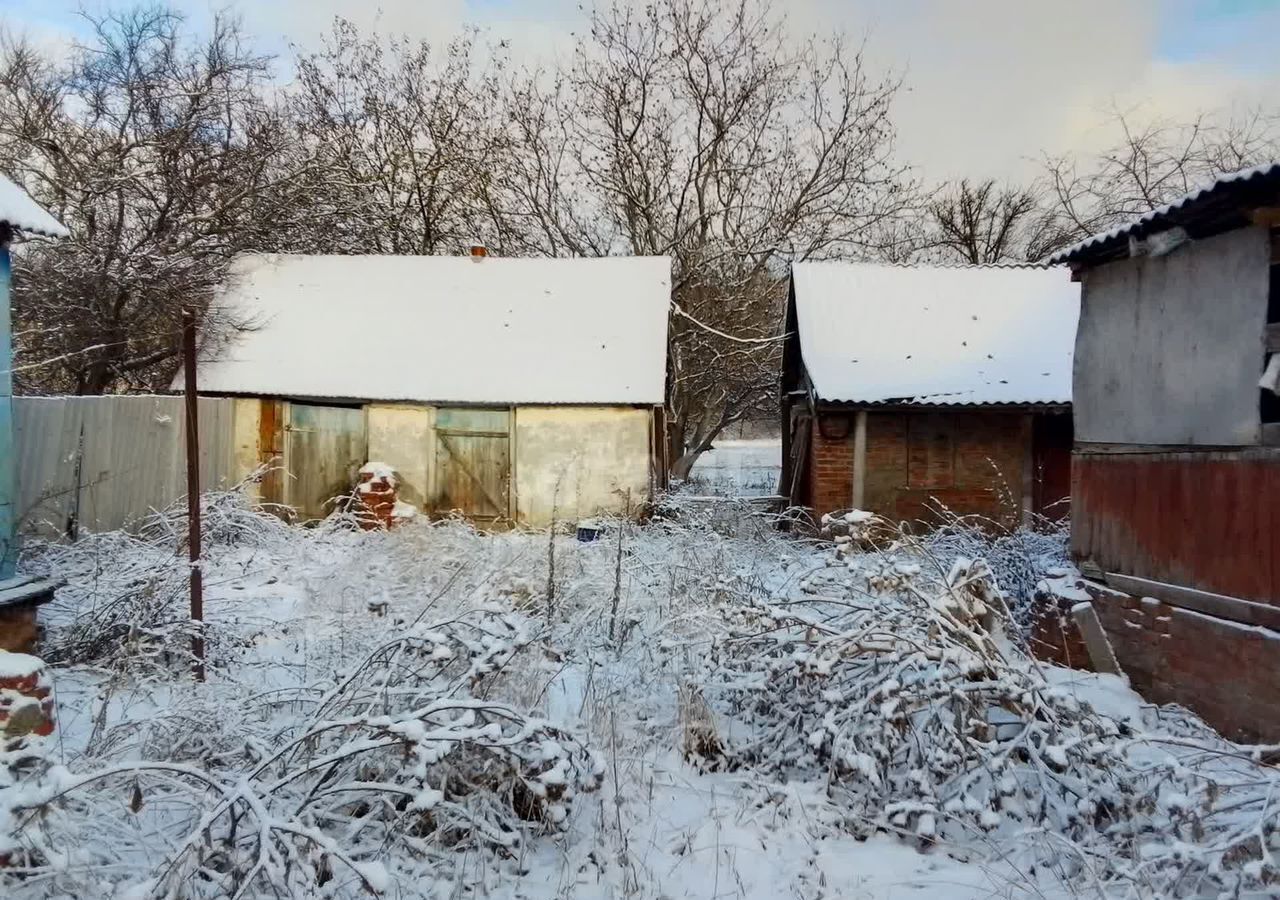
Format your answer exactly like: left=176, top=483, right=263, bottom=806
left=1041, top=107, right=1280, bottom=250
left=504, top=0, right=912, bottom=478
left=0, top=9, right=284, bottom=394
left=275, top=20, right=512, bottom=256
left=923, top=178, right=1060, bottom=264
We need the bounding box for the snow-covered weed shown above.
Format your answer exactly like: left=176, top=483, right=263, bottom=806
left=5, top=495, right=1278, bottom=899
left=3, top=609, right=601, bottom=897
left=702, top=514, right=1280, bottom=897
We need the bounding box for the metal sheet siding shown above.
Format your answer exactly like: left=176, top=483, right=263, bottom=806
left=1072, top=450, right=1280, bottom=605
left=13, top=396, right=239, bottom=536
left=1074, top=226, right=1270, bottom=445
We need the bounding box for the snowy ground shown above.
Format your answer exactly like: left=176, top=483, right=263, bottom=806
left=687, top=439, right=782, bottom=497
left=3, top=495, right=1278, bottom=899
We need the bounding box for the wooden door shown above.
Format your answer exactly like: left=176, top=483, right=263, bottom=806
left=1032, top=412, right=1073, bottom=522
left=434, top=408, right=510, bottom=522
left=284, top=402, right=367, bottom=521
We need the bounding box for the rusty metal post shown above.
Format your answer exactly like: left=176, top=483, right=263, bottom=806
left=182, top=310, right=205, bottom=682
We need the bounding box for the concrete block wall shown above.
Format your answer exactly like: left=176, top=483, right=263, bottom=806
left=1088, top=587, right=1280, bottom=743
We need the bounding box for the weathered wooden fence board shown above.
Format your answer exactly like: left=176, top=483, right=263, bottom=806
left=284, top=403, right=367, bottom=521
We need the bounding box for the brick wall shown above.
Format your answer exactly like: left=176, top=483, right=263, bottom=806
left=1028, top=606, right=1093, bottom=672
left=808, top=415, right=856, bottom=516
left=1088, top=586, right=1280, bottom=743
left=808, top=409, right=1030, bottom=525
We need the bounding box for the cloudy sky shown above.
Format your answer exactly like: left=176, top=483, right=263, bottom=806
left=5, top=0, right=1279, bottom=182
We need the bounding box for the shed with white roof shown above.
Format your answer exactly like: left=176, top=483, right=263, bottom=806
left=1045, top=161, right=1280, bottom=742
left=182, top=252, right=672, bottom=525
left=780, top=261, right=1079, bottom=526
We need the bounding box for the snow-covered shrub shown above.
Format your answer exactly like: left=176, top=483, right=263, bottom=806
left=22, top=488, right=283, bottom=673
left=700, top=527, right=1280, bottom=896
left=921, top=508, right=1070, bottom=636
left=1, top=608, right=601, bottom=898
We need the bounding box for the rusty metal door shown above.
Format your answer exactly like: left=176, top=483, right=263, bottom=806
left=284, top=402, right=367, bottom=521
left=434, top=408, right=510, bottom=522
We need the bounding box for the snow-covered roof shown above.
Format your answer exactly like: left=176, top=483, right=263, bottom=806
left=0, top=174, right=68, bottom=238
left=180, top=254, right=671, bottom=405
left=791, top=262, right=1079, bottom=406
left=1047, top=161, right=1280, bottom=265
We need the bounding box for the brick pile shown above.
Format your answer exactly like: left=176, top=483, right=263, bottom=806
left=355, top=462, right=399, bottom=530
left=0, top=652, right=56, bottom=744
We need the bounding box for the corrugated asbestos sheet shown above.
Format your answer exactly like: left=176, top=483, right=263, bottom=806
left=13, top=395, right=238, bottom=536
left=790, top=262, right=1079, bottom=405
left=176, top=254, right=672, bottom=406
left=1048, top=161, right=1280, bottom=265
left=1072, top=450, right=1280, bottom=606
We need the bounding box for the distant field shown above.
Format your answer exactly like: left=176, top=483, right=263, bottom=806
left=687, top=438, right=782, bottom=496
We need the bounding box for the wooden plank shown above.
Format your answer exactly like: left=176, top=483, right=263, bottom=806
left=436, top=430, right=509, bottom=520
left=1069, top=602, right=1122, bottom=675
left=787, top=416, right=810, bottom=505
left=1104, top=572, right=1280, bottom=631
left=1019, top=413, right=1034, bottom=526
left=1248, top=207, right=1280, bottom=228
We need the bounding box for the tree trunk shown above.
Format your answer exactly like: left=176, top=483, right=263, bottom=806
left=670, top=449, right=701, bottom=482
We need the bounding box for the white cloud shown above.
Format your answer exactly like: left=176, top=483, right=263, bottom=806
left=15, top=0, right=1280, bottom=184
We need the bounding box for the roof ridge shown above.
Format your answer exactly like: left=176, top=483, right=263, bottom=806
left=793, top=259, right=1061, bottom=271
left=1047, top=160, right=1280, bottom=265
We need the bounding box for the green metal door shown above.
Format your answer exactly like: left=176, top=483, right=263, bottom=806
left=284, top=403, right=367, bottom=521
left=434, top=408, right=510, bottom=522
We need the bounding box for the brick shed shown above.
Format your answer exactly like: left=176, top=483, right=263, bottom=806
left=1048, top=161, right=1280, bottom=741
left=781, top=262, right=1080, bottom=528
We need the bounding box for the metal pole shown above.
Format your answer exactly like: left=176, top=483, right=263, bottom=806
left=182, top=310, right=205, bottom=682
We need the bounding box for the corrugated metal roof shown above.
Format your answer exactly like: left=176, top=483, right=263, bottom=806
left=791, top=262, right=1079, bottom=406
left=177, top=254, right=672, bottom=406
left=0, top=174, right=68, bottom=238
left=1047, top=161, right=1280, bottom=265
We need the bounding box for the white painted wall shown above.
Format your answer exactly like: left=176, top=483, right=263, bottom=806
left=514, top=406, right=652, bottom=526
left=365, top=405, right=434, bottom=510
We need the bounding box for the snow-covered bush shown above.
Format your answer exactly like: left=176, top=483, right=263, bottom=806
left=922, top=508, right=1070, bottom=633
left=10, top=495, right=1278, bottom=899
left=700, top=521, right=1280, bottom=897
left=22, top=487, right=286, bottom=673
left=2, top=608, right=601, bottom=898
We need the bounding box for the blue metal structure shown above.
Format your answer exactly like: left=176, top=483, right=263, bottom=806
left=0, top=177, right=67, bottom=581
left=1, top=227, right=18, bottom=578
